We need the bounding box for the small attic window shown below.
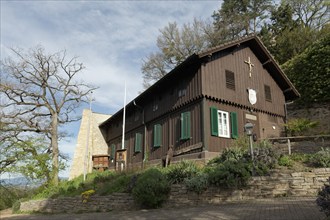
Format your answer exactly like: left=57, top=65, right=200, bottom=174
left=264, top=85, right=272, bottom=102
left=225, top=70, right=235, bottom=91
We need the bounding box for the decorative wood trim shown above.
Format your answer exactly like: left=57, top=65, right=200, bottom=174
left=174, top=142, right=203, bottom=156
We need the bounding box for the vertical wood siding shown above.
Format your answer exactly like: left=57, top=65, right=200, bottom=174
left=102, top=41, right=291, bottom=167
left=202, top=46, right=285, bottom=116
left=147, top=101, right=202, bottom=161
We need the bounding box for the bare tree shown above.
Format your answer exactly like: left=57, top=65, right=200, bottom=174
left=0, top=46, right=97, bottom=185
left=142, top=19, right=211, bottom=89
left=284, top=0, right=330, bottom=29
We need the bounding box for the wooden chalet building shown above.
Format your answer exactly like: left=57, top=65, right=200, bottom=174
left=99, top=35, right=300, bottom=170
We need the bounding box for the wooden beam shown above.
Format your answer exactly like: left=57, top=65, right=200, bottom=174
left=174, top=142, right=203, bottom=156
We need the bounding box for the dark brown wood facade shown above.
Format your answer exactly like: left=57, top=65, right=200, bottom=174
left=99, top=35, right=299, bottom=169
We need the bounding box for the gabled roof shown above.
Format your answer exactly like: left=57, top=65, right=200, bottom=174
left=198, top=34, right=300, bottom=101
left=100, top=35, right=299, bottom=128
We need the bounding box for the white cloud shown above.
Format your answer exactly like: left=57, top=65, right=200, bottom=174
left=1, top=0, right=221, bottom=177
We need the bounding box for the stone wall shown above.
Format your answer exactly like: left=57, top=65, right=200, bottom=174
left=19, top=168, right=329, bottom=213
left=19, top=193, right=136, bottom=213
left=165, top=168, right=330, bottom=207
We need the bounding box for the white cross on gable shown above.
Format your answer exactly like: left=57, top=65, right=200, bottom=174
left=244, top=57, right=254, bottom=78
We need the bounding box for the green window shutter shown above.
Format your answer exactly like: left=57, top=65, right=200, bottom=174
left=181, top=112, right=191, bottom=140
left=135, top=133, right=142, bottom=152
left=153, top=124, right=162, bottom=147
left=110, top=144, right=116, bottom=160
left=210, top=107, right=219, bottom=136
left=186, top=112, right=191, bottom=139
left=230, top=112, right=238, bottom=139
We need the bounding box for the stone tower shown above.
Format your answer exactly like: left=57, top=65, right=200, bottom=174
left=69, top=109, right=111, bottom=180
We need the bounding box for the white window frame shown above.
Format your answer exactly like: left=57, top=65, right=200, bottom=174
left=218, top=110, right=230, bottom=138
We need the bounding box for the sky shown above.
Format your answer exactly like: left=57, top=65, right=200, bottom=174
left=1, top=0, right=221, bottom=178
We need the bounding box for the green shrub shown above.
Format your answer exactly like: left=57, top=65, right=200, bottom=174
left=132, top=168, right=170, bottom=208
left=12, top=200, right=21, bottom=213
left=207, top=160, right=252, bottom=189
left=254, top=140, right=279, bottom=166
left=253, top=140, right=280, bottom=175
left=164, top=160, right=200, bottom=184
left=208, top=142, right=278, bottom=180
left=81, top=189, right=95, bottom=203
left=184, top=172, right=209, bottom=194
left=310, top=148, right=330, bottom=168
left=33, top=184, right=61, bottom=199
left=208, top=147, right=247, bottom=166
left=0, top=185, right=35, bottom=211
left=219, top=147, right=246, bottom=163
left=285, top=118, right=318, bottom=136
left=290, top=153, right=311, bottom=163
left=230, top=136, right=249, bottom=149
left=316, top=178, right=330, bottom=217
left=278, top=155, right=294, bottom=167
left=97, top=174, right=132, bottom=195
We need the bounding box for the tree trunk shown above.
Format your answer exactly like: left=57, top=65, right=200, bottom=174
left=51, top=113, right=59, bottom=186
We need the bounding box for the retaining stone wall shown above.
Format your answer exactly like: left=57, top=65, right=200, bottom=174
left=165, top=168, right=330, bottom=207
left=19, top=168, right=330, bottom=213
left=19, top=193, right=136, bottom=213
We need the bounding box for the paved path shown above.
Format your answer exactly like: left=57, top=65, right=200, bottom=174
left=0, top=197, right=326, bottom=220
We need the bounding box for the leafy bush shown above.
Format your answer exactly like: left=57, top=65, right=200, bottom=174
left=132, top=168, right=170, bottom=208
left=97, top=174, right=132, bottom=195
left=164, top=160, right=200, bottom=184
left=81, top=189, right=95, bottom=203
left=278, top=155, right=294, bottom=167
left=12, top=200, right=21, bottom=213
left=209, top=141, right=278, bottom=177
left=184, top=172, right=209, bottom=194
left=206, top=141, right=279, bottom=188
left=290, top=153, right=311, bottom=163
left=31, top=170, right=141, bottom=200
left=33, top=184, right=61, bottom=199
left=207, top=160, right=252, bottom=189
left=285, top=118, right=318, bottom=136
left=316, top=178, right=330, bottom=217
left=309, top=148, right=330, bottom=168
left=253, top=140, right=279, bottom=175
left=208, top=147, right=247, bottom=166
left=0, top=185, right=32, bottom=211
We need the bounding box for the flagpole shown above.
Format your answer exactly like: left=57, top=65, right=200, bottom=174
left=122, top=81, right=126, bottom=150
left=121, top=81, right=127, bottom=171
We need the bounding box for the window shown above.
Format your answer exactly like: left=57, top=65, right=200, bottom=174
left=180, top=111, right=191, bottom=140
left=152, top=102, right=158, bottom=111
left=134, top=133, right=142, bottom=153
left=210, top=107, right=238, bottom=139
left=264, top=85, right=272, bottom=102
left=218, top=110, right=230, bottom=138
left=178, top=88, right=186, bottom=97
left=225, top=70, right=235, bottom=91
left=153, top=124, right=162, bottom=147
